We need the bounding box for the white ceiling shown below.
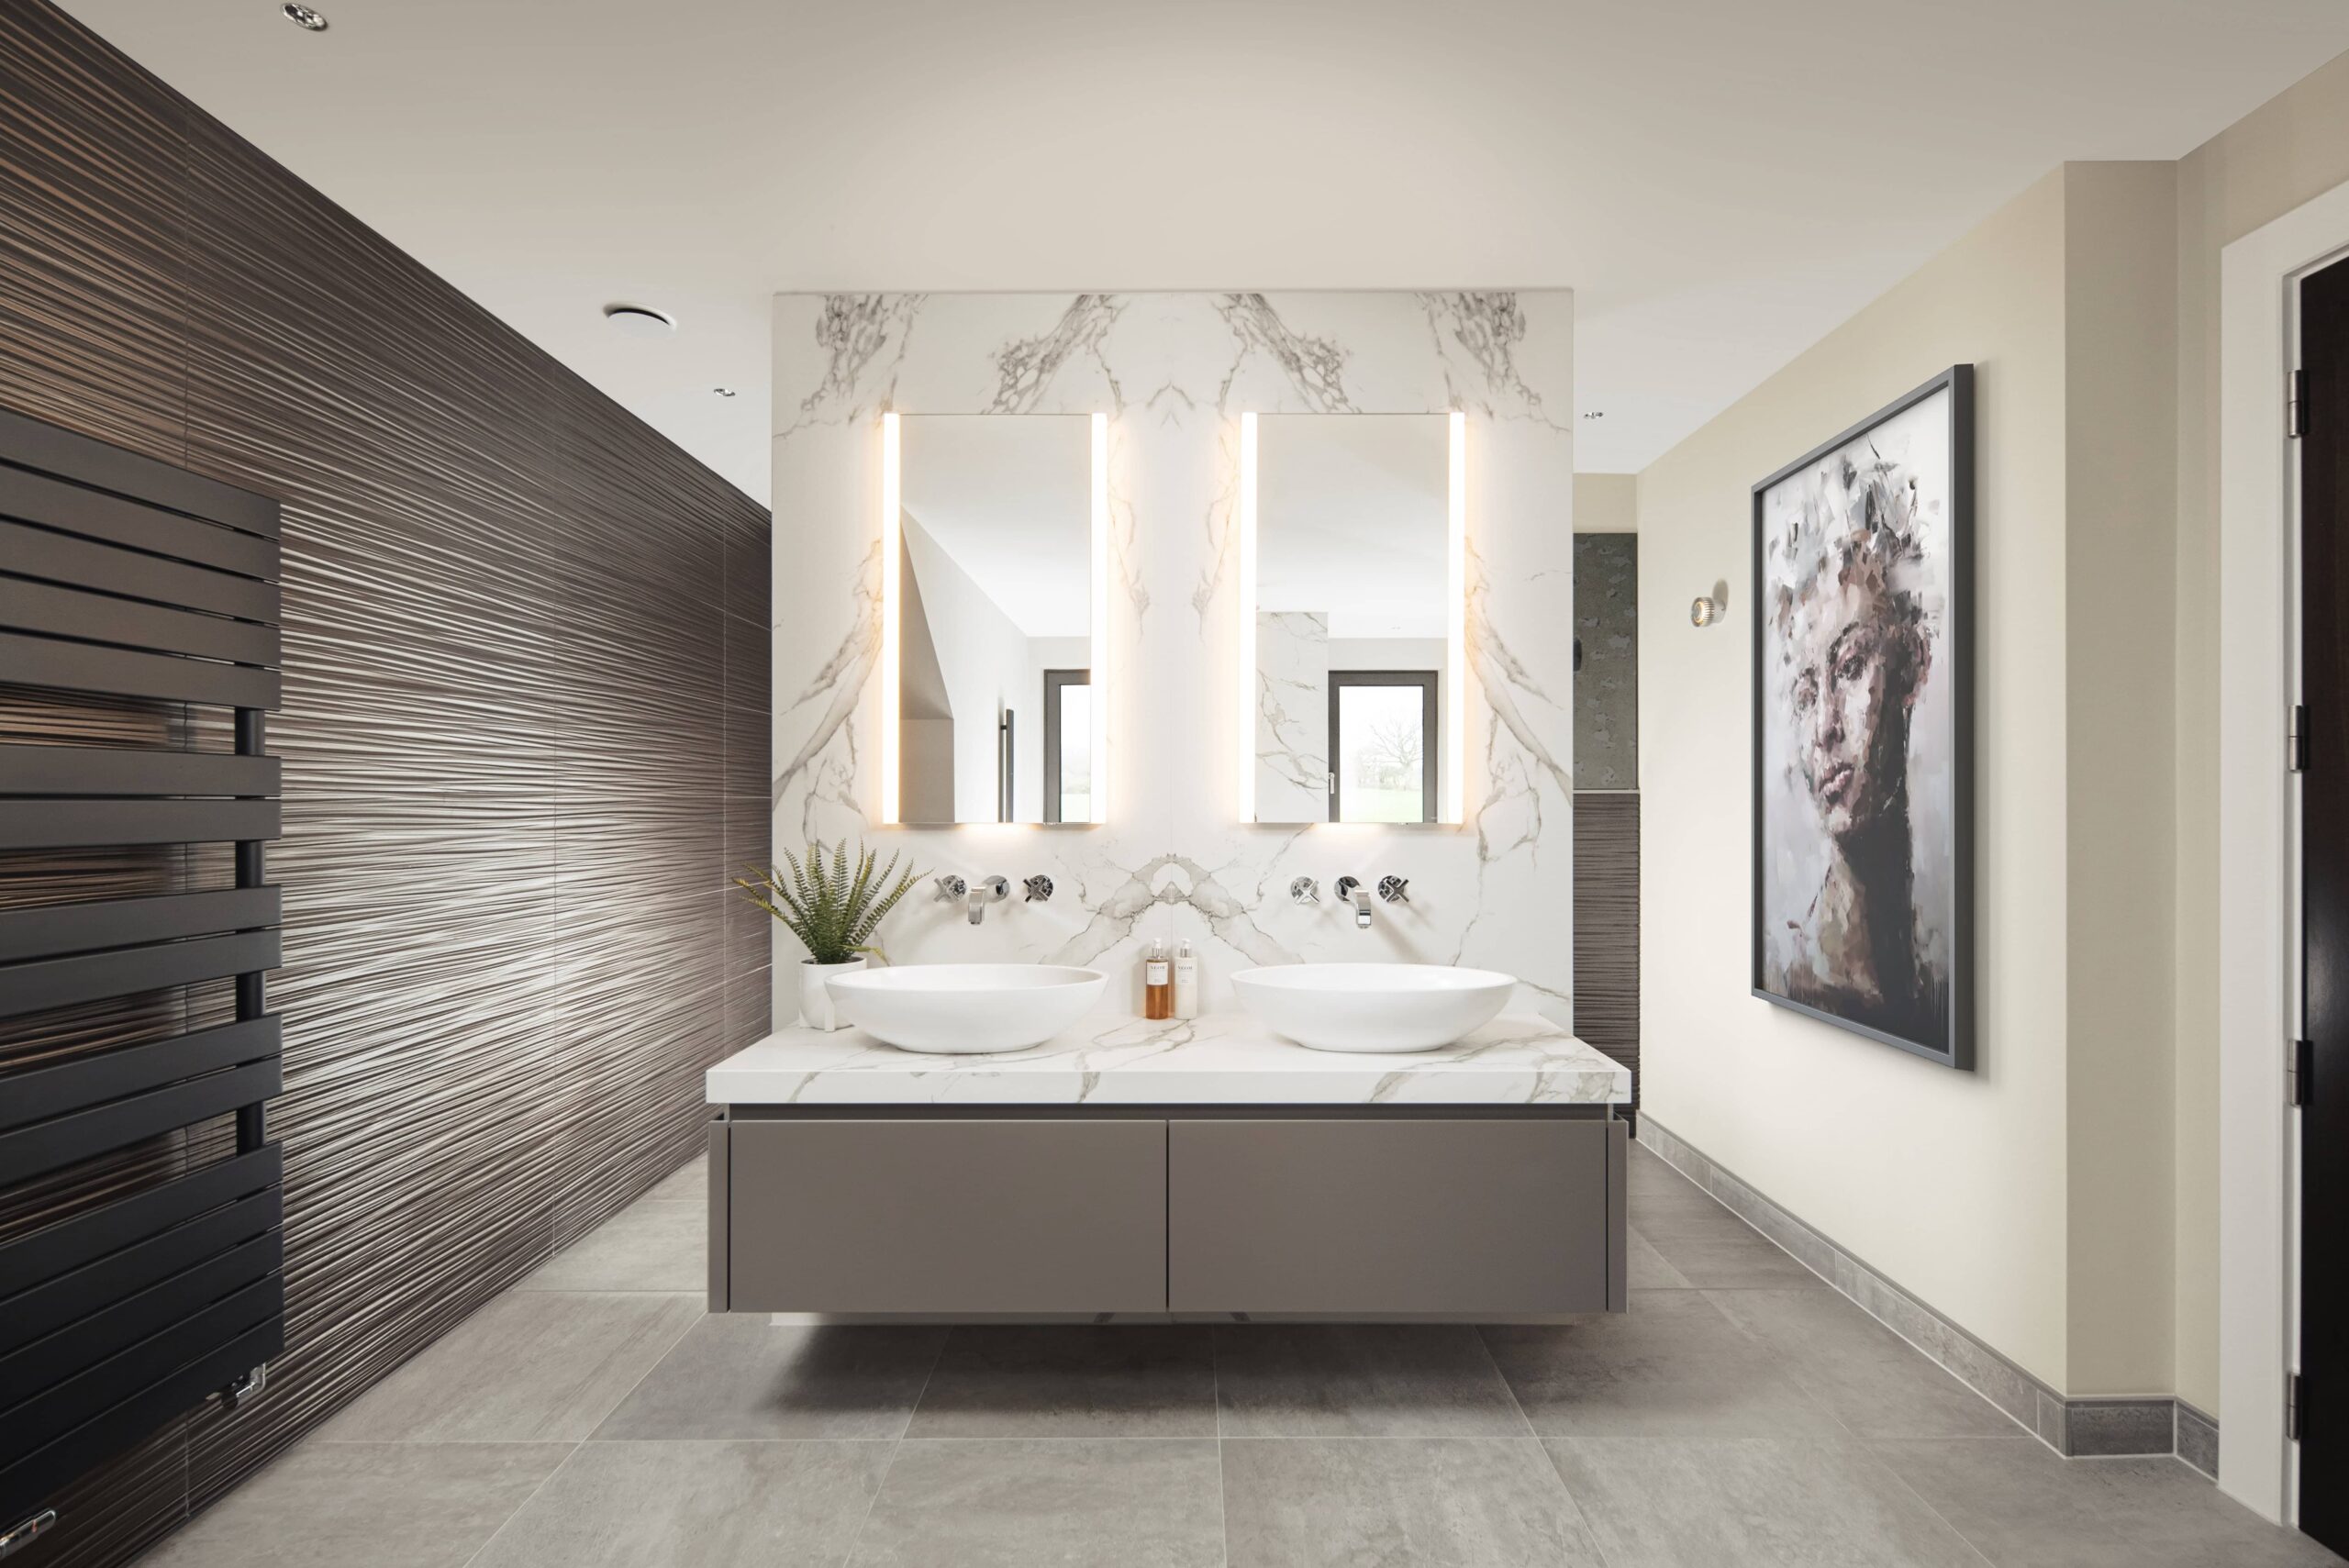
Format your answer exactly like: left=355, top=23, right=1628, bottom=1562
left=1258, top=415, right=1448, bottom=639
left=59, top=1, right=2349, bottom=502
left=899, top=414, right=1091, bottom=638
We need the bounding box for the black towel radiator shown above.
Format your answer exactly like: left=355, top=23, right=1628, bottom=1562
left=0, top=406, right=284, bottom=1549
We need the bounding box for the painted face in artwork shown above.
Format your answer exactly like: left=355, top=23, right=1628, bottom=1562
left=1786, top=570, right=1919, bottom=840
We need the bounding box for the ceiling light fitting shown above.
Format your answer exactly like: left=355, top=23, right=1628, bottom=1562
left=602, top=304, right=675, bottom=339
left=281, top=4, right=328, bottom=31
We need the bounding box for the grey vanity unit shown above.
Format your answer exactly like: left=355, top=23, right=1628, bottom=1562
left=703, top=1013, right=1630, bottom=1320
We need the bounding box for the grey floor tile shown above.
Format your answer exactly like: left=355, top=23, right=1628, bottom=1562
left=1222, top=1437, right=1605, bottom=1568
left=595, top=1316, right=947, bottom=1440
left=907, top=1325, right=1215, bottom=1438
left=850, top=1439, right=1223, bottom=1568
left=1626, top=1148, right=1831, bottom=1287
left=1644, top=1232, right=1827, bottom=1288
left=469, top=1440, right=892, bottom=1568
left=1627, top=1227, right=1692, bottom=1289
left=1482, top=1291, right=1846, bottom=1438
left=317, top=1291, right=702, bottom=1442
left=1707, top=1289, right=2021, bottom=1439
left=136, top=1441, right=568, bottom=1568
left=1875, top=1437, right=2349, bottom=1567
left=1213, top=1324, right=1529, bottom=1437
left=647, top=1156, right=707, bottom=1205
left=518, top=1197, right=704, bottom=1291
left=1545, top=1435, right=1987, bottom=1567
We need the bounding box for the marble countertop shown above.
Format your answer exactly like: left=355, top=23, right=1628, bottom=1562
left=705, top=1010, right=1630, bottom=1107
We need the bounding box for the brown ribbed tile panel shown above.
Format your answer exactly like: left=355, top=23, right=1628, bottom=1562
left=0, top=5, right=770, bottom=1562
left=1571, top=793, right=1640, bottom=1112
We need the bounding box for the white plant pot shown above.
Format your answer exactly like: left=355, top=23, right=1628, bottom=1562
left=799, top=956, right=867, bottom=1031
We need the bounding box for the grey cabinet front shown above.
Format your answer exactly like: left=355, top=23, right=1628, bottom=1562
left=727, top=1118, right=1167, bottom=1314
left=1168, top=1118, right=1611, bottom=1315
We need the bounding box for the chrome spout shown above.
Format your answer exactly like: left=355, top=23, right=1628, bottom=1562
left=1334, top=875, right=1373, bottom=929
left=967, top=874, right=1009, bottom=925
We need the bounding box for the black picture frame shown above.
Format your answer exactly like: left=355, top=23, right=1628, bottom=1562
left=1327, top=670, right=1439, bottom=825
left=1750, top=363, right=1975, bottom=1070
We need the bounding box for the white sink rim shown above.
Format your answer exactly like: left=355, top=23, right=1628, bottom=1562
left=1230, top=962, right=1516, bottom=1053
left=824, top=962, right=1108, bottom=1054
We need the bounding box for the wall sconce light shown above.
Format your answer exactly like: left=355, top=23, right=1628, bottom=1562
left=1691, top=580, right=1731, bottom=628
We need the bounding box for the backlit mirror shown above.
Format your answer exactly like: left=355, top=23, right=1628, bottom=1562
left=1240, top=412, right=1464, bottom=824
left=883, top=412, right=1108, bottom=825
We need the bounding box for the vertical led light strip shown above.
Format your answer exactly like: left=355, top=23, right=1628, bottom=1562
left=1444, top=410, right=1466, bottom=825
left=1237, top=413, right=1259, bottom=822
left=1088, top=412, right=1111, bottom=824
left=879, top=411, right=902, bottom=825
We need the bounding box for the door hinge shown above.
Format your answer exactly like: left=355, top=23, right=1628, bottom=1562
left=2290, top=369, right=2310, bottom=439
left=0, top=1512, right=57, bottom=1562
left=2289, top=1372, right=2308, bottom=1440
left=2291, top=1038, right=2314, bottom=1107
left=2291, top=704, right=2310, bottom=773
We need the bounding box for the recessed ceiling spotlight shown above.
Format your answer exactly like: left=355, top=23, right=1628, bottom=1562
left=713, top=386, right=738, bottom=398
left=281, top=4, right=328, bottom=31
left=1581, top=410, right=1605, bottom=420
left=602, top=304, right=675, bottom=339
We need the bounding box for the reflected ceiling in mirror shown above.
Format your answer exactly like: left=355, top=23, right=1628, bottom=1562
left=884, top=412, right=1107, bottom=826
left=1241, top=412, right=1463, bottom=825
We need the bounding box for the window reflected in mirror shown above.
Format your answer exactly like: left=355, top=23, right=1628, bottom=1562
left=1241, top=412, right=1462, bottom=824
left=886, top=413, right=1103, bottom=825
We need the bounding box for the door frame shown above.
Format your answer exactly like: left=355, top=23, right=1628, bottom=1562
left=2219, top=175, right=2349, bottom=1525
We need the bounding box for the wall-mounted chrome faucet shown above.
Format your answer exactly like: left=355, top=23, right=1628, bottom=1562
left=964, top=875, right=1009, bottom=925
left=1331, top=874, right=1409, bottom=929
left=938, top=873, right=1034, bottom=924
left=1290, top=876, right=1319, bottom=905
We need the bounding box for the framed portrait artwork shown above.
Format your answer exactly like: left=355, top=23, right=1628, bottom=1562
left=1751, top=364, right=1973, bottom=1069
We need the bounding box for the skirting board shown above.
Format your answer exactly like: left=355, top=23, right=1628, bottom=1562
left=1636, top=1117, right=2218, bottom=1476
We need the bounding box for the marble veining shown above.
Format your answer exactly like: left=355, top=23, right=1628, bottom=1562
left=706, top=1010, right=1629, bottom=1106
left=1254, top=610, right=1330, bottom=821
left=771, top=292, right=1575, bottom=1025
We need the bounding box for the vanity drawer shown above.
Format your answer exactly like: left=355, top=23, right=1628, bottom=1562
left=1168, top=1118, right=1613, bottom=1315
left=725, top=1118, right=1166, bottom=1314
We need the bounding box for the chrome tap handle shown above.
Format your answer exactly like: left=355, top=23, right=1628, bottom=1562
left=934, top=873, right=967, bottom=901
left=1377, top=875, right=1411, bottom=905
left=1289, top=876, right=1319, bottom=905
left=1023, top=874, right=1054, bottom=903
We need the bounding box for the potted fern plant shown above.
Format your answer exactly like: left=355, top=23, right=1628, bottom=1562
left=736, top=841, right=923, bottom=1030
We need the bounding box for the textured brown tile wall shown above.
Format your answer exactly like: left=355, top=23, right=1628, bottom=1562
left=0, top=5, right=770, bottom=1561
left=1572, top=792, right=1640, bottom=1112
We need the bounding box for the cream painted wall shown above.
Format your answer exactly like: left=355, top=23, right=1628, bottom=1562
left=2062, top=162, right=2179, bottom=1396
left=2172, top=49, right=2349, bottom=1417
left=1574, top=473, right=1637, bottom=532
left=1639, top=170, right=2076, bottom=1389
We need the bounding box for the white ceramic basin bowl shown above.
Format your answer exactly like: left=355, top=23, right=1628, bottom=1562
left=823, top=963, right=1108, bottom=1054
left=1230, top=962, right=1516, bottom=1052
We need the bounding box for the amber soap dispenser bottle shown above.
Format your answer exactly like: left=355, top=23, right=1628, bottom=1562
left=1142, top=939, right=1173, bottom=1020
